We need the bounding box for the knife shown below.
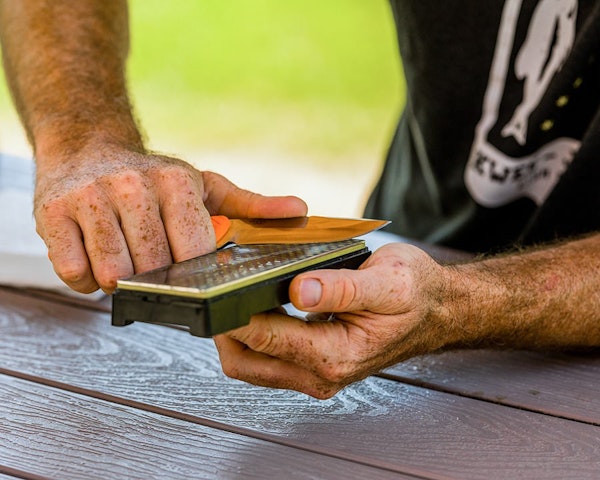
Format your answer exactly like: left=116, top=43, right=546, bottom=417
left=210, top=215, right=389, bottom=248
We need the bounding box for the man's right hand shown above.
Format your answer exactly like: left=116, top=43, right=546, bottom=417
left=34, top=144, right=307, bottom=294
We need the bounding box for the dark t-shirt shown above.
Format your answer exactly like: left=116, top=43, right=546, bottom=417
left=365, top=0, right=600, bottom=253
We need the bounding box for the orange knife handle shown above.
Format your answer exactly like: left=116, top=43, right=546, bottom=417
left=210, top=215, right=231, bottom=245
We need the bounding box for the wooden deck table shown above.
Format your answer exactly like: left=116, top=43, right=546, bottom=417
left=1, top=257, right=600, bottom=478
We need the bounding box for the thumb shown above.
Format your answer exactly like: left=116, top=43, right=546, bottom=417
left=289, top=267, right=387, bottom=313
left=243, top=191, right=308, bottom=219
left=202, top=171, right=307, bottom=218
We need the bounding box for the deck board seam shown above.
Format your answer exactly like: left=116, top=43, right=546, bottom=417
left=0, top=465, right=52, bottom=480
left=375, top=371, right=600, bottom=427
left=0, top=367, right=442, bottom=480
left=0, top=287, right=111, bottom=313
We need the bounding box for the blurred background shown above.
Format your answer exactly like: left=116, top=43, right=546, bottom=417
left=0, top=0, right=405, bottom=217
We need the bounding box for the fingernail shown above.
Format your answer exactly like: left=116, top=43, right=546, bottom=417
left=299, top=278, right=322, bottom=308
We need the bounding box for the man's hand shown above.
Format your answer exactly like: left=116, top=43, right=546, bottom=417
left=213, top=244, right=456, bottom=399
left=35, top=144, right=307, bottom=294
left=214, top=235, right=600, bottom=399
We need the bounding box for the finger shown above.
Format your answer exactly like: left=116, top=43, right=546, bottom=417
left=75, top=194, right=134, bottom=293
left=213, top=335, right=341, bottom=399
left=37, top=213, right=100, bottom=293
left=157, top=168, right=215, bottom=261
left=224, top=311, right=360, bottom=384
left=111, top=172, right=172, bottom=273
left=202, top=171, right=308, bottom=218
left=226, top=311, right=318, bottom=363
left=289, top=268, right=391, bottom=313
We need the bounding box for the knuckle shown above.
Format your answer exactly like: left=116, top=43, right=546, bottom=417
left=54, top=263, right=87, bottom=285
left=335, top=277, right=361, bottom=310
left=158, top=169, right=204, bottom=211
left=93, top=264, right=130, bottom=292
left=53, top=262, right=97, bottom=293
left=310, top=387, right=340, bottom=401
left=34, top=197, right=71, bottom=226
left=157, top=165, right=197, bottom=189
left=238, top=191, right=263, bottom=217
left=315, top=361, right=354, bottom=384
left=220, top=360, right=241, bottom=380
left=94, top=273, right=118, bottom=293
left=74, top=182, right=103, bottom=203
left=244, top=324, right=276, bottom=354
left=110, top=170, right=148, bottom=197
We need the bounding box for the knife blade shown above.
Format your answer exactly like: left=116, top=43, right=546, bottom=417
left=210, top=215, right=389, bottom=248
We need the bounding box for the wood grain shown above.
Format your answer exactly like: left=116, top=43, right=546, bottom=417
left=10, top=287, right=112, bottom=313
left=0, top=374, right=407, bottom=480
left=383, top=349, right=600, bottom=424
left=2, top=288, right=600, bottom=479
left=0, top=473, right=22, bottom=480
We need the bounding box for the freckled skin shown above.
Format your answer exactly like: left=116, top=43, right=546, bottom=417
left=90, top=217, right=123, bottom=256
left=3, top=1, right=598, bottom=401
left=30, top=144, right=305, bottom=293
left=215, top=238, right=600, bottom=399
left=6, top=1, right=598, bottom=400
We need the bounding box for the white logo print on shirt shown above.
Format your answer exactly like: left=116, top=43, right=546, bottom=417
left=464, top=0, right=580, bottom=207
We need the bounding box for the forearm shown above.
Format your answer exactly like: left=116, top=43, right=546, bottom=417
left=444, top=234, right=600, bottom=350
left=0, top=0, right=143, bottom=166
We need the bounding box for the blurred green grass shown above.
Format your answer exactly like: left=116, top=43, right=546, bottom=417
left=127, top=0, right=404, bottom=163
left=1, top=0, right=404, bottom=168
